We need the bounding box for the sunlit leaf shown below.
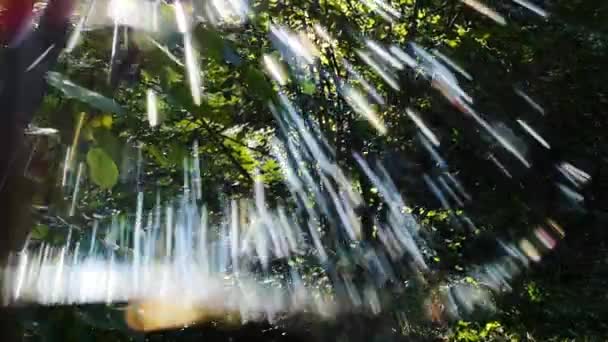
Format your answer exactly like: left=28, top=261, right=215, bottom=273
left=87, top=148, right=119, bottom=189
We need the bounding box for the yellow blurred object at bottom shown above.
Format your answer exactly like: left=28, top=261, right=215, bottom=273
left=125, top=300, right=241, bottom=332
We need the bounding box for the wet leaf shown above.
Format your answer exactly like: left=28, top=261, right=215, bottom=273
left=101, top=114, right=113, bottom=129
left=47, top=72, right=124, bottom=114
left=87, top=148, right=119, bottom=189
left=94, top=129, right=121, bottom=163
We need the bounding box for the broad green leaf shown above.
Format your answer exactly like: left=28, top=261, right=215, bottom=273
left=93, top=129, right=121, bottom=163
left=47, top=72, right=124, bottom=114
left=87, top=148, right=119, bottom=189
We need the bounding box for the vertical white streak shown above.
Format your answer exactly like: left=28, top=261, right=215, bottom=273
left=147, top=89, right=158, bottom=127
left=69, top=162, right=85, bottom=217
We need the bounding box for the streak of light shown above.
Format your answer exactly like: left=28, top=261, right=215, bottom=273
left=557, top=183, right=584, bottom=204
left=297, top=31, right=320, bottom=60
left=514, top=87, right=545, bottom=115
left=357, top=51, right=400, bottom=90
left=209, top=0, right=250, bottom=25
left=342, top=59, right=385, bottom=105
left=313, top=24, right=336, bottom=46
left=423, top=174, right=452, bottom=210
left=133, top=192, right=144, bottom=292
left=269, top=25, right=316, bottom=65
left=66, top=0, right=97, bottom=53
left=109, top=19, right=119, bottom=81
left=371, top=6, right=396, bottom=23
left=432, top=49, right=473, bottom=81
left=366, top=40, right=403, bottom=70
left=183, top=37, right=202, bottom=106
left=69, top=162, right=85, bottom=217
left=362, top=0, right=401, bottom=22
left=199, top=209, right=210, bottom=276
left=52, top=247, right=66, bottom=303
left=230, top=201, right=240, bottom=272
left=431, top=67, right=473, bottom=104
left=320, top=175, right=361, bottom=241
left=410, top=43, right=473, bottom=104
left=518, top=239, right=541, bottom=262
left=184, top=37, right=202, bottom=106
left=106, top=253, right=115, bottom=304
left=26, top=44, right=55, bottom=72
left=174, top=0, right=189, bottom=33
left=534, top=227, right=556, bottom=250
left=487, top=153, right=513, bottom=178
left=390, top=45, right=417, bottom=69
left=438, top=176, right=464, bottom=207
left=406, top=108, right=440, bottom=147
left=165, top=206, right=174, bottom=260
left=230, top=0, right=251, bottom=19
left=342, top=85, right=387, bottom=135
left=419, top=134, right=447, bottom=169
left=108, top=0, right=137, bottom=24
left=25, top=127, right=59, bottom=136
left=498, top=240, right=529, bottom=267
left=446, top=172, right=472, bottom=202
left=546, top=218, right=565, bottom=238
left=147, top=89, right=159, bottom=127
left=465, top=105, right=530, bottom=168
left=192, top=140, right=202, bottom=200
left=69, top=112, right=87, bottom=168
left=263, top=54, right=288, bottom=85
left=61, top=147, right=72, bottom=188
left=152, top=0, right=159, bottom=31
left=512, top=0, right=548, bottom=18
left=175, top=0, right=203, bottom=106
left=13, top=253, right=28, bottom=301
left=88, top=220, right=99, bottom=257
left=516, top=119, right=550, bottom=149
left=557, top=162, right=590, bottom=187
left=146, top=36, right=184, bottom=66
left=460, top=0, right=506, bottom=25
left=212, top=0, right=232, bottom=22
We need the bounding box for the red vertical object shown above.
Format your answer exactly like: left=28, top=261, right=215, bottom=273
left=0, top=0, right=35, bottom=44
left=0, top=1, right=74, bottom=340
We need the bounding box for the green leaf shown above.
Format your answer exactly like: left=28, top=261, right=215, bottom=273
left=301, top=80, right=316, bottom=95
left=93, top=129, right=121, bottom=163
left=31, top=224, right=50, bottom=240
left=46, top=72, right=124, bottom=114
left=87, top=148, right=119, bottom=189
left=244, top=67, right=275, bottom=100
left=147, top=145, right=170, bottom=168
left=194, top=26, right=225, bottom=62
